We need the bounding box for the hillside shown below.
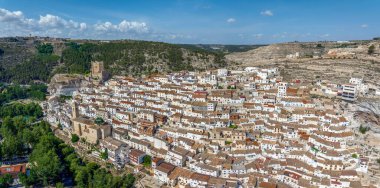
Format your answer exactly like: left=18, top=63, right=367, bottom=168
left=0, top=37, right=227, bottom=84
left=0, top=37, right=36, bottom=68
left=226, top=40, right=380, bottom=87
left=179, top=44, right=266, bottom=53
left=226, top=41, right=370, bottom=65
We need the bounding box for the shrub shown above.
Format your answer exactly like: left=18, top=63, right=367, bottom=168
left=71, top=134, right=80, bottom=143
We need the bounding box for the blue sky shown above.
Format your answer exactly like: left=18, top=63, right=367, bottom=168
left=0, top=0, right=378, bottom=44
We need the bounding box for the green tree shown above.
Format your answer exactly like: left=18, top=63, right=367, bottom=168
left=0, top=174, right=13, bottom=188
left=55, top=182, right=64, bottom=188
left=359, top=125, right=370, bottom=134
left=36, top=44, right=54, bottom=55
left=71, top=134, right=80, bottom=143
left=74, top=168, right=89, bottom=188
left=29, top=135, right=63, bottom=186
left=229, top=124, right=238, bottom=129
left=368, top=45, right=375, bottom=54
left=100, top=149, right=108, bottom=160
left=123, top=173, right=135, bottom=188
left=18, top=173, right=33, bottom=187
left=142, top=155, right=152, bottom=168
left=1, top=135, right=23, bottom=160
left=95, top=117, right=105, bottom=125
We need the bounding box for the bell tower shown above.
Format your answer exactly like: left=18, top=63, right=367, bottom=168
left=72, top=101, right=78, bottom=119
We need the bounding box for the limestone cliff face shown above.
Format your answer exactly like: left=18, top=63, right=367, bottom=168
left=226, top=41, right=380, bottom=66
left=48, top=74, right=84, bottom=96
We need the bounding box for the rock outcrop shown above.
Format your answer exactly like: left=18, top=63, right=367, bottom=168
left=48, top=74, right=84, bottom=96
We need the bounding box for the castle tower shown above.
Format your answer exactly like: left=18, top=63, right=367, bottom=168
left=91, top=61, right=109, bottom=84
left=91, top=61, right=104, bottom=80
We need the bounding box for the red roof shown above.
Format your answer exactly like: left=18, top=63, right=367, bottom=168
left=0, top=164, right=27, bottom=177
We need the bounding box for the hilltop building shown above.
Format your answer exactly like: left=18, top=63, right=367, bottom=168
left=91, top=61, right=109, bottom=84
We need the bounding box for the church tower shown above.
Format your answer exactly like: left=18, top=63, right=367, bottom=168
left=72, top=101, right=78, bottom=119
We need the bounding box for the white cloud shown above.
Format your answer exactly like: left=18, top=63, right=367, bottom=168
left=320, top=34, right=330, bottom=38
left=361, top=24, right=368, bottom=28
left=0, top=8, right=198, bottom=42
left=260, top=10, right=273, bottom=16
left=38, top=14, right=64, bottom=27
left=94, top=20, right=149, bottom=36
left=0, top=8, right=35, bottom=27
left=0, top=8, right=24, bottom=22
left=253, top=33, right=263, bottom=39
left=0, top=8, right=150, bottom=39
left=94, top=21, right=117, bottom=31
left=226, top=18, right=236, bottom=23
left=79, top=23, right=87, bottom=31
left=118, top=20, right=148, bottom=33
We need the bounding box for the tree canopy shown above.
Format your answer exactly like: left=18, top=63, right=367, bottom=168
left=0, top=84, right=47, bottom=105
left=36, top=44, right=54, bottom=55
left=0, top=99, right=136, bottom=187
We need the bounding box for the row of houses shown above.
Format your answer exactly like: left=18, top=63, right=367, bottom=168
left=45, top=66, right=370, bottom=187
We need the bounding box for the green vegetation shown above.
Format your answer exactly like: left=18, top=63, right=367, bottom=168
left=0, top=102, right=43, bottom=119
left=19, top=138, right=135, bottom=187
left=227, top=85, right=236, bottom=89
left=336, top=43, right=350, bottom=48
left=225, top=141, right=232, bottom=145
left=0, top=102, right=45, bottom=160
left=0, top=84, right=47, bottom=105
left=95, top=117, right=105, bottom=125
left=368, top=45, right=375, bottom=54
left=57, top=43, right=94, bottom=74
left=0, top=42, right=60, bottom=83
left=100, top=149, right=108, bottom=160
left=179, top=44, right=265, bottom=53
left=359, top=125, right=370, bottom=134
left=58, top=95, right=73, bottom=103
left=0, top=41, right=59, bottom=83
left=55, top=41, right=220, bottom=76
left=71, top=134, right=80, bottom=143
left=0, top=54, right=59, bottom=84
left=311, top=146, right=319, bottom=153
left=0, top=96, right=136, bottom=187
left=36, top=44, right=54, bottom=55
left=1, top=40, right=228, bottom=84
left=0, top=174, right=13, bottom=187
left=352, top=153, right=358, bottom=158
left=143, top=155, right=152, bottom=168
left=228, top=124, right=238, bottom=129
left=55, top=182, right=64, bottom=188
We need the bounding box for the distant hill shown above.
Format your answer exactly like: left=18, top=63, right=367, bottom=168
left=0, top=37, right=36, bottom=68
left=180, top=44, right=266, bottom=53
left=226, top=41, right=380, bottom=66
left=0, top=37, right=228, bottom=84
